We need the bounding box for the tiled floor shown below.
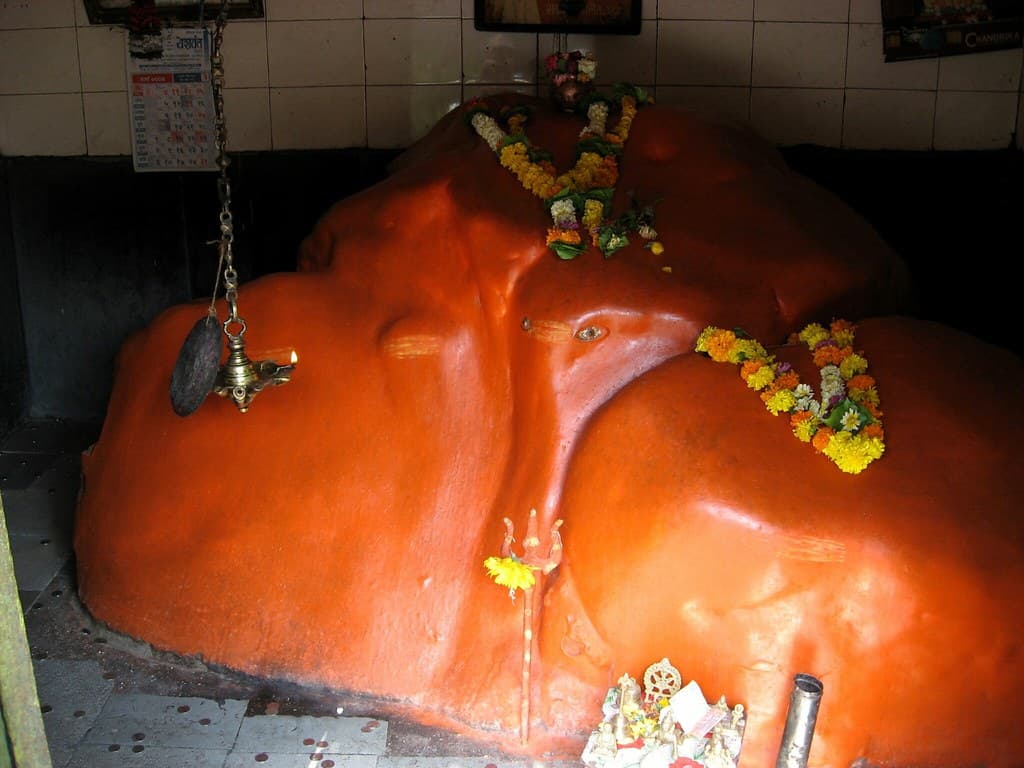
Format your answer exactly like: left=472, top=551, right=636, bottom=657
left=1, top=419, right=561, bottom=768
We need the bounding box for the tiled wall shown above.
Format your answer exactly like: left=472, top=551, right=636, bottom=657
left=2, top=0, right=1023, bottom=155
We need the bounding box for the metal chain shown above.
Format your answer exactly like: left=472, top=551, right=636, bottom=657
left=209, top=2, right=244, bottom=335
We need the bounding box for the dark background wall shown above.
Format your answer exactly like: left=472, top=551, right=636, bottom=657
left=0, top=147, right=1021, bottom=435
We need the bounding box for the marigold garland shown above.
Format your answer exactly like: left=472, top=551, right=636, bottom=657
left=466, top=85, right=663, bottom=260
left=695, top=319, right=885, bottom=474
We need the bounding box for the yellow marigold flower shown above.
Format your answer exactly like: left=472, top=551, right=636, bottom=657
left=847, top=374, right=875, bottom=391
left=774, top=372, right=800, bottom=391
left=862, top=423, right=884, bottom=440
left=849, top=386, right=880, bottom=407
left=582, top=199, right=604, bottom=229
left=799, top=323, right=829, bottom=349
left=483, top=556, right=536, bottom=598
left=649, top=241, right=664, bottom=255
left=732, top=338, right=768, bottom=363
left=830, top=319, right=856, bottom=347
left=746, top=366, right=776, bottom=391
left=822, top=431, right=885, bottom=475
left=764, top=389, right=797, bottom=415
left=614, top=96, right=637, bottom=140
left=546, top=228, right=582, bottom=246
left=811, top=427, right=834, bottom=453
left=839, top=352, right=868, bottom=379
left=706, top=330, right=737, bottom=362
left=811, top=345, right=845, bottom=368
left=695, top=326, right=720, bottom=353
left=791, top=411, right=818, bottom=442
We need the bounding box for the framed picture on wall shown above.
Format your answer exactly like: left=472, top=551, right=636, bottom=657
left=881, top=0, right=1023, bottom=61
left=82, top=0, right=264, bottom=25
left=474, top=0, right=642, bottom=34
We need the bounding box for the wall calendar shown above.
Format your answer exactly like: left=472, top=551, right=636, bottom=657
left=127, top=27, right=217, bottom=173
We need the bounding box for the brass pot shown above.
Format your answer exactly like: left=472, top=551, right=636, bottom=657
left=550, top=78, right=593, bottom=113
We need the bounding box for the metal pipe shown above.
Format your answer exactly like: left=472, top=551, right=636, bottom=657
left=775, top=673, right=824, bottom=768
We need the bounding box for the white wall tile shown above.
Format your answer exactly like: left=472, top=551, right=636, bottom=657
left=462, top=0, right=473, bottom=18
left=752, top=22, right=847, bottom=88
left=938, top=48, right=1023, bottom=92
left=654, top=85, right=751, bottom=123
left=83, top=90, right=129, bottom=154
left=848, top=0, right=880, bottom=23
left=463, top=83, right=538, bottom=100
left=566, top=24, right=657, bottom=86
left=642, top=0, right=657, bottom=19
left=846, top=23, right=937, bottom=90
left=366, top=84, right=462, bottom=148
left=933, top=90, right=1018, bottom=150
left=0, top=93, right=85, bottom=154
left=267, top=20, right=363, bottom=87
left=365, top=18, right=461, bottom=85
left=224, top=87, right=272, bottom=151
left=754, top=0, right=849, bottom=22
left=270, top=85, right=365, bottom=149
left=0, top=28, right=80, bottom=94
left=842, top=88, right=935, bottom=149
left=657, top=20, right=753, bottom=86
left=265, top=0, right=362, bottom=20
left=462, top=22, right=537, bottom=83
left=365, top=0, right=461, bottom=18
left=658, top=0, right=753, bottom=20
left=77, top=25, right=126, bottom=92
left=223, top=19, right=269, bottom=88
left=0, top=0, right=75, bottom=29
left=749, top=86, right=843, bottom=145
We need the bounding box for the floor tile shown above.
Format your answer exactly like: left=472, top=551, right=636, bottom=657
left=0, top=419, right=99, bottom=454
left=0, top=452, right=62, bottom=490
left=233, top=715, right=389, bottom=755
left=224, top=752, right=376, bottom=767
left=66, top=743, right=231, bottom=768
left=84, top=695, right=248, bottom=751
left=8, top=532, right=72, bottom=591
left=34, top=658, right=116, bottom=768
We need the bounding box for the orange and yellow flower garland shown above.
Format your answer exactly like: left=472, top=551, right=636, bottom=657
left=466, top=87, right=660, bottom=259
left=695, top=319, right=885, bottom=474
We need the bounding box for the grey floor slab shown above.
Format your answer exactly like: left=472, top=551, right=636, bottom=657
left=224, top=752, right=377, bottom=768
left=377, top=759, right=533, bottom=768
left=84, top=694, right=248, bottom=751
left=0, top=450, right=61, bottom=490
left=233, top=715, right=388, bottom=755
left=34, top=658, right=116, bottom=768
left=66, top=743, right=230, bottom=768
left=8, top=531, right=73, bottom=591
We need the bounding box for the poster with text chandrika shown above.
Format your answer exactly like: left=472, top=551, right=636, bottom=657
left=882, top=0, right=1024, bottom=61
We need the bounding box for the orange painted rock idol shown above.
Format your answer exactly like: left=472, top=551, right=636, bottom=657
left=75, top=94, right=1024, bottom=767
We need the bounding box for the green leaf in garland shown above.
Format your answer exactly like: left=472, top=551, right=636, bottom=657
left=499, top=134, right=530, bottom=150
left=577, top=137, right=623, bottom=158
left=529, top=148, right=553, bottom=164
left=548, top=240, right=588, bottom=260
left=597, top=228, right=630, bottom=258
left=822, top=397, right=875, bottom=432
left=613, top=83, right=651, bottom=106
left=499, top=104, right=532, bottom=126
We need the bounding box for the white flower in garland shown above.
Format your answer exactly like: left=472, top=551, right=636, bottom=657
left=549, top=198, right=579, bottom=230
left=471, top=112, right=505, bottom=153
left=582, top=100, right=608, bottom=137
